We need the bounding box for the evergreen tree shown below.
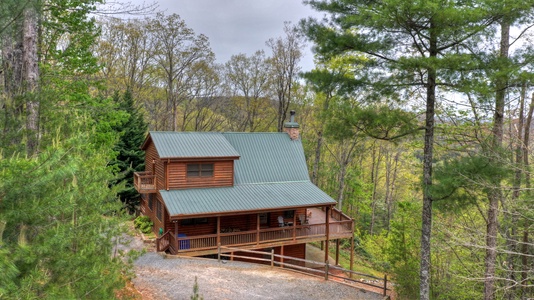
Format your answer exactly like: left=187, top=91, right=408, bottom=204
left=110, top=89, right=148, bottom=213
left=300, top=1, right=504, bottom=298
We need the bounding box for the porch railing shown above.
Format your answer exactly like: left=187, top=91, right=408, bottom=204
left=161, top=220, right=354, bottom=255
left=134, top=171, right=157, bottom=193
left=157, top=230, right=173, bottom=252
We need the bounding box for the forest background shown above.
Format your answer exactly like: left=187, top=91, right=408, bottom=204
left=0, top=0, right=533, bottom=299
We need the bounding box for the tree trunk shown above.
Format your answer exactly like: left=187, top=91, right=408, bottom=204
left=369, top=142, right=381, bottom=235
left=484, top=20, right=509, bottom=300
left=2, top=30, right=24, bottom=145
left=520, top=92, right=534, bottom=298
left=23, top=6, right=40, bottom=156
left=419, top=21, right=437, bottom=300
left=385, top=149, right=400, bottom=232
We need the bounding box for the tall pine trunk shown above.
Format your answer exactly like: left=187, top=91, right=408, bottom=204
left=23, top=6, right=40, bottom=156
left=420, top=20, right=437, bottom=300
left=484, top=20, right=509, bottom=300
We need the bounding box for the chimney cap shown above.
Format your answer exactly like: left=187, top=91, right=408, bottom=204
left=284, top=110, right=299, bottom=128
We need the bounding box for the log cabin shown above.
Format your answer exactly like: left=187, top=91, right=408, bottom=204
left=134, top=111, right=355, bottom=265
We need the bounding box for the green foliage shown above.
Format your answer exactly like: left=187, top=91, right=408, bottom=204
left=190, top=276, right=204, bottom=300
left=362, top=201, right=421, bottom=299
left=134, top=216, right=154, bottom=234
left=109, top=90, right=148, bottom=212
left=432, top=154, right=510, bottom=208
left=385, top=201, right=421, bottom=299
left=0, top=115, right=128, bottom=298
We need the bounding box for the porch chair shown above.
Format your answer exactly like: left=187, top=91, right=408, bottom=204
left=278, top=215, right=285, bottom=227
left=298, top=214, right=308, bottom=225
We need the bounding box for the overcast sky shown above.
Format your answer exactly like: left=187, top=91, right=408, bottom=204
left=132, top=0, right=323, bottom=71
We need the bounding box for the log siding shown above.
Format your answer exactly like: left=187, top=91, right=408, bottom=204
left=167, top=160, right=234, bottom=189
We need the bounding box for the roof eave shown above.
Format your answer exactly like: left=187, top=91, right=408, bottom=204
left=168, top=202, right=336, bottom=220
left=159, top=156, right=241, bottom=161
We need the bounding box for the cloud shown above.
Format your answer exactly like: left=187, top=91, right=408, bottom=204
left=156, top=0, right=320, bottom=70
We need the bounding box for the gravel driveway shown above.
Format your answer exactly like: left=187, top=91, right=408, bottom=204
left=133, top=252, right=386, bottom=300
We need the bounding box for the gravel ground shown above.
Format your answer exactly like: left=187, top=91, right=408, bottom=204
left=133, top=252, right=386, bottom=300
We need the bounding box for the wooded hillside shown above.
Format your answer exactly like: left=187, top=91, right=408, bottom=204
left=1, top=1, right=533, bottom=299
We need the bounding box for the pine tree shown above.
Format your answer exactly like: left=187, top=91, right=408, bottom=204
left=111, top=89, right=148, bottom=213
left=301, top=1, right=503, bottom=298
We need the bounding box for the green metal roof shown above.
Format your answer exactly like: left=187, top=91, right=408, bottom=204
left=145, top=131, right=337, bottom=217
left=222, top=133, right=310, bottom=184
left=161, top=181, right=336, bottom=217
left=146, top=131, right=240, bottom=159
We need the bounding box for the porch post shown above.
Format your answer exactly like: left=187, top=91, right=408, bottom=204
left=217, top=216, right=221, bottom=246
left=175, top=220, right=179, bottom=252
left=324, top=206, right=330, bottom=263
left=292, top=212, right=297, bottom=241
left=256, top=213, right=260, bottom=245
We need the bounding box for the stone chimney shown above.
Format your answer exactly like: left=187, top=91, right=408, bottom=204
left=283, top=110, right=300, bottom=140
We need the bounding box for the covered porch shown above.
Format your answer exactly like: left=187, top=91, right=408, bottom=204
left=157, top=206, right=353, bottom=256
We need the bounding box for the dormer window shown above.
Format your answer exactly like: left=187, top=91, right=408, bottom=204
left=187, top=163, right=214, bottom=177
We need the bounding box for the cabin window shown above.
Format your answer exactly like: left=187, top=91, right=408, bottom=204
left=181, top=218, right=208, bottom=226
left=259, top=213, right=269, bottom=225
left=187, top=163, right=214, bottom=177
left=181, top=218, right=193, bottom=225
left=156, top=200, right=163, bottom=221
left=283, top=210, right=295, bottom=219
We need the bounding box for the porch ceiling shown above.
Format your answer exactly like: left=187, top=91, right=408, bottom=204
left=160, top=181, right=337, bottom=218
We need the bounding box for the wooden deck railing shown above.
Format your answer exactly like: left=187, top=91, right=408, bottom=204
left=331, top=207, right=352, bottom=222
left=157, top=230, right=173, bottom=252
left=160, top=220, right=354, bottom=256
left=217, top=245, right=391, bottom=298
left=134, top=171, right=157, bottom=193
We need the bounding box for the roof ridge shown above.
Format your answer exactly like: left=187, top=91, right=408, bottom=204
left=236, top=180, right=311, bottom=185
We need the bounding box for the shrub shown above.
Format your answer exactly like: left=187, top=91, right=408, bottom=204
left=134, top=216, right=153, bottom=234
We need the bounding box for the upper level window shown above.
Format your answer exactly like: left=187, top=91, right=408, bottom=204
left=187, top=163, right=214, bottom=177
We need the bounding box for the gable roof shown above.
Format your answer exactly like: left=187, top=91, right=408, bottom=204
left=142, top=131, right=240, bottom=159
left=143, top=131, right=337, bottom=217
left=222, top=133, right=310, bottom=184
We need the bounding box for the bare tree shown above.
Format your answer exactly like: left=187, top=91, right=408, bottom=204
left=148, top=13, right=213, bottom=131
left=224, top=51, right=272, bottom=132
left=266, top=22, right=304, bottom=132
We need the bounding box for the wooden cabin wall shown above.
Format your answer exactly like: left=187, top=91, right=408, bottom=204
left=144, top=142, right=166, bottom=191
left=277, top=244, right=306, bottom=261
left=167, top=161, right=234, bottom=189
left=176, top=218, right=217, bottom=236
left=233, top=243, right=306, bottom=265
left=220, top=214, right=257, bottom=231
left=152, top=194, right=166, bottom=235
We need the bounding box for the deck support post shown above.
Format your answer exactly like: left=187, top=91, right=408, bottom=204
left=350, top=236, right=354, bottom=279
left=325, top=260, right=329, bottom=280
left=324, top=206, right=330, bottom=264
left=335, top=239, right=340, bottom=265
left=270, top=248, right=275, bottom=267
left=281, top=245, right=284, bottom=268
